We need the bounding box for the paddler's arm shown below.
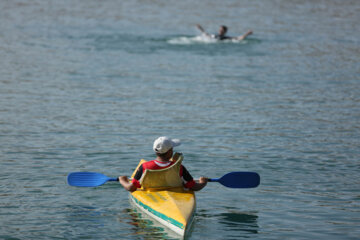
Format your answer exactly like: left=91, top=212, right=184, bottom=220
left=234, top=30, right=253, bottom=40
left=190, top=177, right=208, bottom=191
left=118, top=176, right=137, bottom=192
left=196, top=24, right=211, bottom=37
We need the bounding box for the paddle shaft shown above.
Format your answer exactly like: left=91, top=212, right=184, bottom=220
left=208, top=178, right=219, bottom=182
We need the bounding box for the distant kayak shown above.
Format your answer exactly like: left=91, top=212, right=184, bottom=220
left=167, top=35, right=250, bottom=45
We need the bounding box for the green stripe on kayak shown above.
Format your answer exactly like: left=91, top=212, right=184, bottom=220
left=130, top=195, right=184, bottom=230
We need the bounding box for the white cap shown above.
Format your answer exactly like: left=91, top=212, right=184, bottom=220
left=153, top=136, right=181, bottom=154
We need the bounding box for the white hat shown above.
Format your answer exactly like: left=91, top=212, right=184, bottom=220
left=153, top=136, right=181, bottom=154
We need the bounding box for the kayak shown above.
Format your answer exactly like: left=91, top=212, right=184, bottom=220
left=67, top=156, right=261, bottom=236
left=129, top=158, right=196, bottom=236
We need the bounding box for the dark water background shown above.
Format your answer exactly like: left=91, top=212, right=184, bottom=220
left=1, top=0, right=359, bottom=239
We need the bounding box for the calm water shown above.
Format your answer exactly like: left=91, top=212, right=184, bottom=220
left=1, top=0, right=359, bottom=239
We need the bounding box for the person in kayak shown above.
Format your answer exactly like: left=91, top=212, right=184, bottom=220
left=196, top=24, right=253, bottom=41
left=119, top=136, right=208, bottom=192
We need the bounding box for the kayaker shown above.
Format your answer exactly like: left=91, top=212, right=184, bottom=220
left=119, top=136, right=208, bottom=192
left=196, top=24, right=253, bottom=41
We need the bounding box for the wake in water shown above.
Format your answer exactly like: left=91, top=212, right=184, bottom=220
left=167, top=35, right=249, bottom=45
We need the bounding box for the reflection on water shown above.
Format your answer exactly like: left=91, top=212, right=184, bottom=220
left=66, top=204, right=185, bottom=239
left=197, top=208, right=259, bottom=238
left=119, top=207, right=184, bottom=240
left=218, top=212, right=258, bottom=234
left=66, top=205, right=105, bottom=227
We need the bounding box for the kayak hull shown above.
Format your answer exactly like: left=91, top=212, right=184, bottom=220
left=130, top=187, right=196, bottom=236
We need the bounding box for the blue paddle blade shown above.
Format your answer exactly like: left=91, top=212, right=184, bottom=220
left=209, top=172, right=260, bottom=188
left=67, top=172, right=118, bottom=187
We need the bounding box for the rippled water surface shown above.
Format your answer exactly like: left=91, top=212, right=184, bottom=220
left=1, top=0, right=359, bottom=239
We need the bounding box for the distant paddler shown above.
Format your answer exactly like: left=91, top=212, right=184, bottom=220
left=118, top=136, right=208, bottom=192
left=196, top=24, right=253, bottom=41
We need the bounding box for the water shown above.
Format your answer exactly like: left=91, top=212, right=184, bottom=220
left=1, top=0, right=359, bottom=239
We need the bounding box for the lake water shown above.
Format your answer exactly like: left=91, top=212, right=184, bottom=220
left=1, top=0, right=359, bottom=239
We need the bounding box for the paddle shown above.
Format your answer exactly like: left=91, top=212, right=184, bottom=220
left=208, top=172, right=260, bottom=188
left=68, top=171, right=260, bottom=188
left=67, top=172, right=118, bottom=187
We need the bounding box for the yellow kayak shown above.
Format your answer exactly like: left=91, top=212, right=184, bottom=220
left=130, top=158, right=196, bottom=236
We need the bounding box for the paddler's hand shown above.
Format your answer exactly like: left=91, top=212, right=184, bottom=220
left=198, top=177, right=208, bottom=184
left=191, top=177, right=208, bottom=191
left=119, top=176, right=137, bottom=192
left=196, top=24, right=204, bottom=31
left=118, top=176, right=129, bottom=183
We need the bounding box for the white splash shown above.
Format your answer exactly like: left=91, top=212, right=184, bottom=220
left=167, top=35, right=247, bottom=45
